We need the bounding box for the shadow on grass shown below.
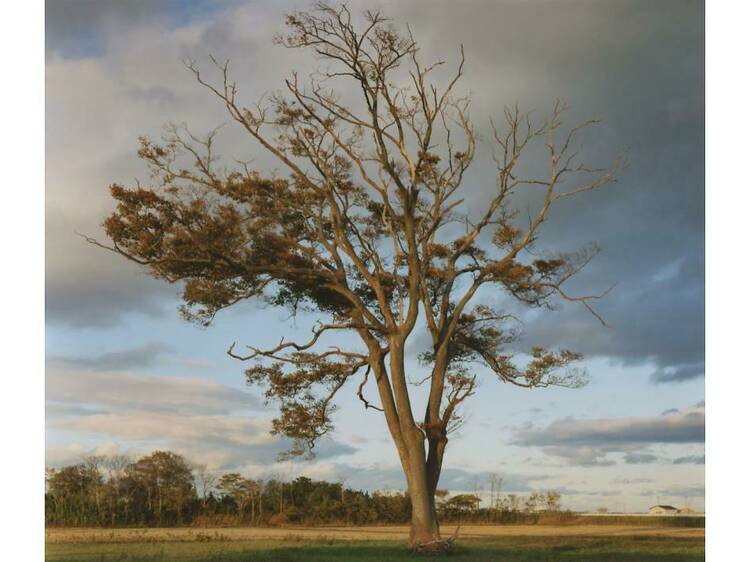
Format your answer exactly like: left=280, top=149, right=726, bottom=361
left=46, top=536, right=705, bottom=562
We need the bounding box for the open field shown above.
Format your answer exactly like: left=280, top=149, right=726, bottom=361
left=46, top=525, right=705, bottom=561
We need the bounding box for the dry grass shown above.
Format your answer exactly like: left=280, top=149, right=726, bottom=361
left=46, top=526, right=705, bottom=561
left=45, top=524, right=705, bottom=545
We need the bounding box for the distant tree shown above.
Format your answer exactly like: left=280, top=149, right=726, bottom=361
left=440, top=493, right=482, bottom=518
left=46, top=452, right=573, bottom=528
left=489, top=474, right=502, bottom=508
left=217, top=472, right=259, bottom=523
left=104, top=455, right=131, bottom=481
left=501, top=493, right=522, bottom=513
left=124, top=451, right=195, bottom=525
left=255, top=478, right=266, bottom=523
left=372, top=490, right=411, bottom=523
left=434, top=488, right=450, bottom=508
left=93, top=2, right=616, bottom=549
left=192, top=464, right=218, bottom=506
left=487, top=473, right=503, bottom=522
left=544, top=491, right=562, bottom=512
left=82, top=455, right=111, bottom=521
left=46, top=463, right=102, bottom=525
left=524, top=492, right=542, bottom=513
left=103, top=454, right=131, bottom=525
left=336, top=474, right=349, bottom=523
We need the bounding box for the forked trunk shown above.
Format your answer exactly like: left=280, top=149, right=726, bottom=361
left=372, top=344, right=451, bottom=552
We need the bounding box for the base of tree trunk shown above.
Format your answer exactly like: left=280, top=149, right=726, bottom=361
left=411, top=538, right=455, bottom=556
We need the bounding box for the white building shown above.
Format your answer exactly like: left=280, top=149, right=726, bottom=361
left=648, top=504, right=679, bottom=516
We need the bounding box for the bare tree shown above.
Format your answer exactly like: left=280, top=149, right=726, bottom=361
left=104, top=454, right=131, bottom=525
left=545, top=491, right=561, bottom=512
left=192, top=464, right=218, bottom=505
left=92, top=2, right=617, bottom=550
left=81, top=455, right=106, bottom=519
left=336, top=473, right=349, bottom=523
left=105, top=455, right=131, bottom=481
left=489, top=472, right=503, bottom=520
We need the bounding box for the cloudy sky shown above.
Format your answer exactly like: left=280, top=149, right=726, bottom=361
left=46, top=0, right=704, bottom=512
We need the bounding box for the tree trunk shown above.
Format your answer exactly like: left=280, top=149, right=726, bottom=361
left=251, top=494, right=255, bottom=526
left=408, top=478, right=441, bottom=548
left=404, top=446, right=447, bottom=552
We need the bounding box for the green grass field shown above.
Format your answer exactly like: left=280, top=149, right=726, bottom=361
left=46, top=532, right=704, bottom=561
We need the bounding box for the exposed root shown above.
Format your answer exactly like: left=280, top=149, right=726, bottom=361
left=411, top=524, right=461, bottom=555
left=412, top=539, right=454, bottom=556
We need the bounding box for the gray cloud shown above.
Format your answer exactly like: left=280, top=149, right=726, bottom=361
left=651, top=362, right=705, bottom=384
left=46, top=368, right=261, bottom=415
left=514, top=406, right=704, bottom=449
left=610, top=477, right=654, bottom=485
left=540, top=446, right=617, bottom=468
left=46, top=402, right=106, bottom=418
left=46, top=441, right=139, bottom=468
left=50, top=411, right=356, bottom=468
left=673, top=455, right=705, bottom=465
left=641, top=485, right=704, bottom=499
left=623, top=452, right=658, bottom=465
left=45, top=1, right=291, bottom=328
left=45, top=230, right=177, bottom=328
left=47, top=412, right=356, bottom=472
left=49, top=342, right=170, bottom=370
left=659, top=485, right=704, bottom=498
left=513, top=404, right=704, bottom=466
left=46, top=366, right=357, bottom=469
left=504, top=257, right=704, bottom=384
left=46, top=0, right=238, bottom=58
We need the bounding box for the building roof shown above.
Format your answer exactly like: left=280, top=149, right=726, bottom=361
left=650, top=505, right=678, bottom=510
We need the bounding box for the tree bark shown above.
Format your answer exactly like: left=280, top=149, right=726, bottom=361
left=407, top=432, right=450, bottom=550
left=407, top=469, right=441, bottom=548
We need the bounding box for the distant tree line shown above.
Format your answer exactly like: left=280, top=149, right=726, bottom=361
left=45, top=450, right=565, bottom=527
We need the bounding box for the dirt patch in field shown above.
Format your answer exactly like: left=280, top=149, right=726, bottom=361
left=45, top=524, right=705, bottom=545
